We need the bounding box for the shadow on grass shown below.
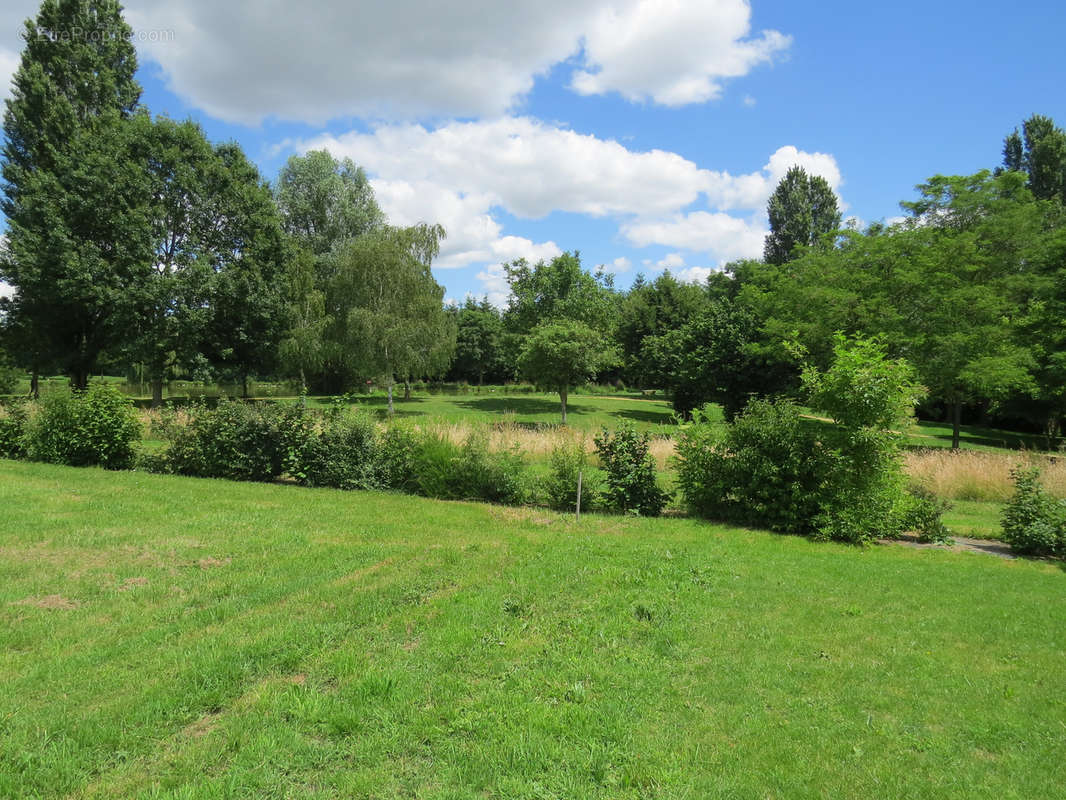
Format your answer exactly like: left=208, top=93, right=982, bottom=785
left=913, top=422, right=1050, bottom=452
left=455, top=396, right=566, bottom=416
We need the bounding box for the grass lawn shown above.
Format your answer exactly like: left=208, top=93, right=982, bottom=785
left=942, top=500, right=1006, bottom=541
left=2, top=460, right=1064, bottom=799
left=308, top=390, right=681, bottom=433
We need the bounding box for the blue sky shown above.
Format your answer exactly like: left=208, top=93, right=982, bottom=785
left=2, top=0, right=1063, bottom=304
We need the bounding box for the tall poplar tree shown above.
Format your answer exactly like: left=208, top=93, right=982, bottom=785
left=763, top=166, right=841, bottom=265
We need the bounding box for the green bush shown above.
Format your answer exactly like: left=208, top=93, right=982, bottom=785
left=594, top=422, right=667, bottom=516
left=411, top=431, right=526, bottom=505
left=379, top=424, right=420, bottom=492
left=24, top=385, right=141, bottom=470
left=675, top=400, right=825, bottom=533
left=0, top=356, right=20, bottom=395
left=543, top=441, right=601, bottom=512
left=293, top=409, right=381, bottom=490
left=160, top=400, right=311, bottom=482
left=0, top=400, right=29, bottom=459
left=675, top=336, right=930, bottom=544
left=1001, top=467, right=1066, bottom=557
left=901, top=486, right=953, bottom=544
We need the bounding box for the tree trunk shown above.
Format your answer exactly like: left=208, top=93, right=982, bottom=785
left=71, top=369, right=88, bottom=392
left=951, top=398, right=962, bottom=450
left=29, top=370, right=39, bottom=400
left=387, top=381, right=395, bottom=416
left=403, top=380, right=411, bottom=401
left=151, top=378, right=164, bottom=408
left=560, top=386, right=568, bottom=424
left=242, top=373, right=249, bottom=399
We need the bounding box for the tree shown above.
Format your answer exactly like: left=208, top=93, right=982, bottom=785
left=127, top=115, right=221, bottom=405
left=518, top=320, right=616, bottom=423
left=763, top=166, right=841, bottom=265
left=448, top=297, right=507, bottom=385
left=616, top=270, right=704, bottom=387
left=503, top=252, right=617, bottom=336
left=1, top=0, right=146, bottom=389
left=1002, top=114, right=1066, bottom=202
left=201, top=143, right=291, bottom=396
left=326, top=224, right=454, bottom=413
left=278, top=245, right=329, bottom=392
left=752, top=171, right=1043, bottom=449
left=657, top=299, right=793, bottom=420
left=274, top=150, right=385, bottom=268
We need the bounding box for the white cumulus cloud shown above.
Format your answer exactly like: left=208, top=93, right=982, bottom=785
left=117, top=0, right=790, bottom=123
left=295, top=119, right=844, bottom=293
left=676, top=266, right=714, bottom=284
left=571, top=0, right=789, bottom=106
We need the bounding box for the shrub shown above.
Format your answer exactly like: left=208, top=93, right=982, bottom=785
left=1001, top=467, right=1066, bottom=557
left=24, top=385, right=140, bottom=469
left=675, top=400, right=825, bottom=533
left=0, top=356, right=19, bottom=395
left=411, top=430, right=526, bottom=505
left=293, top=409, right=381, bottom=490
left=901, top=486, right=953, bottom=544
left=675, top=335, right=932, bottom=544
left=454, top=432, right=526, bottom=505
left=594, top=422, right=668, bottom=516
left=379, top=424, right=420, bottom=492
left=161, top=400, right=311, bottom=482
left=543, top=440, right=601, bottom=512
left=0, top=400, right=29, bottom=459
left=412, top=432, right=461, bottom=499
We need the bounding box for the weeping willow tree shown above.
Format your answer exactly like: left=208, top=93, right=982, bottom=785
left=326, top=223, right=456, bottom=413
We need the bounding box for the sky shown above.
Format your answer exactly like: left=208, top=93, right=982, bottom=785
left=1, top=0, right=1064, bottom=305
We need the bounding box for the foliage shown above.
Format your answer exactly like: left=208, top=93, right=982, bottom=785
left=378, top=424, right=420, bottom=492
left=0, top=351, right=20, bottom=395
left=23, top=384, right=140, bottom=470
left=802, top=335, right=925, bottom=543
left=518, top=320, right=617, bottom=423
left=903, top=486, right=954, bottom=544
left=292, top=408, right=381, bottom=490
left=615, top=271, right=704, bottom=387
left=411, top=430, right=525, bottom=505
left=657, top=298, right=791, bottom=420
left=1, top=1, right=144, bottom=389
left=159, top=400, right=311, bottom=482
left=1002, top=114, right=1066, bottom=202
left=764, top=165, right=841, bottom=265
left=675, top=399, right=825, bottom=534
left=0, top=400, right=28, bottom=459
left=274, top=149, right=385, bottom=264
left=324, top=224, right=455, bottom=406
left=677, top=336, right=930, bottom=543
left=593, top=422, right=668, bottom=516
left=543, top=440, right=601, bottom=513
left=503, top=252, right=617, bottom=337
left=1001, top=466, right=1066, bottom=557
left=447, top=297, right=509, bottom=385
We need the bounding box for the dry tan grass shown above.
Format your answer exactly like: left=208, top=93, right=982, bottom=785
left=904, top=449, right=1066, bottom=502
left=415, top=417, right=677, bottom=469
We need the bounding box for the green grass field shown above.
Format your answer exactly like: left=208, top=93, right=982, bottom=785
left=2, top=459, right=1063, bottom=799
left=314, top=390, right=681, bottom=433
left=11, top=374, right=1058, bottom=450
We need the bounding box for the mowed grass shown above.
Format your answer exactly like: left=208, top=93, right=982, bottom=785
left=2, top=461, right=1065, bottom=799
left=312, top=390, right=680, bottom=433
